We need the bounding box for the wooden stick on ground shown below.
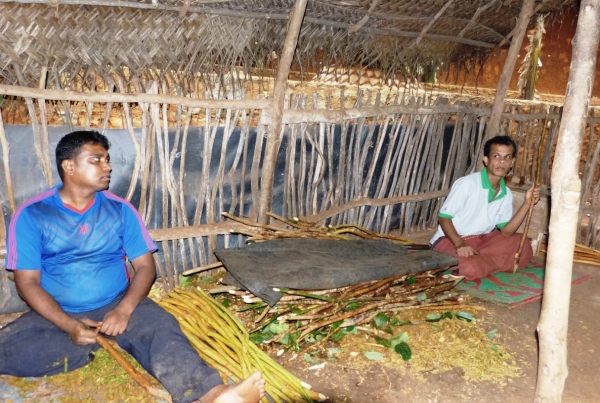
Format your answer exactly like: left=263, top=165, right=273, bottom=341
left=182, top=261, right=224, bottom=276
left=96, top=335, right=172, bottom=402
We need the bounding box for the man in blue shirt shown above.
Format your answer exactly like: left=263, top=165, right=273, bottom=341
left=1, top=130, right=264, bottom=403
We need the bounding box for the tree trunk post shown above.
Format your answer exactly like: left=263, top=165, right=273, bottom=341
left=258, top=0, right=309, bottom=224
left=534, top=1, right=600, bottom=402
left=485, top=0, right=535, bottom=141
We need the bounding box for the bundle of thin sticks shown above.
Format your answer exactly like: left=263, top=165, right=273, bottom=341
left=158, top=288, right=326, bottom=403
left=539, top=241, right=600, bottom=267
left=222, top=212, right=428, bottom=247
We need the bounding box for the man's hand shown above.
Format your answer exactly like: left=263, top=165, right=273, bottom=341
left=68, top=318, right=102, bottom=345
left=439, top=217, right=479, bottom=258
left=455, top=242, right=480, bottom=258
left=98, top=252, right=157, bottom=337
left=100, top=307, right=131, bottom=336
left=14, top=270, right=102, bottom=345
left=526, top=184, right=541, bottom=205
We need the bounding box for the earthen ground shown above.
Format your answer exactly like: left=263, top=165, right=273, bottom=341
left=1, top=228, right=598, bottom=402
left=279, top=230, right=600, bottom=403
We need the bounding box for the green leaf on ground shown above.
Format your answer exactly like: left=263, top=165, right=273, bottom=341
left=331, top=326, right=357, bottom=343
left=364, top=351, right=384, bottom=361
left=331, top=330, right=346, bottom=343
left=487, top=328, right=498, bottom=341
left=426, top=313, right=441, bottom=322
left=374, top=336, right=391, bottom=349
left=269, top=322, right=289, bottom=334
left=456, top=312, right=475, bottom=322
left=304, top=353, right=319, bottom=364
left=394, top=342, right=412, bottom=361
left=391, top=332, right=409, bottom=345
left=373, top=313, right=390, bottom=327
left=331, top=321, right=343, bottom=330
left=426, top=311, right=454, bottom=322
left=179, top=275, right=194, bottom=286
left=260, top=326, right=276, bottom=341
left=342, top=302, right=361, bottom=311
left=390, top=317, right=410, bottom=326
left=250, top=333, right=266, bottom=344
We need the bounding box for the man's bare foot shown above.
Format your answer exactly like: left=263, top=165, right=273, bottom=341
left=198, top=371, right=266, bottom=403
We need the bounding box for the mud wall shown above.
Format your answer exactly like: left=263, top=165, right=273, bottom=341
left=442, top=6, right=599, bottom=97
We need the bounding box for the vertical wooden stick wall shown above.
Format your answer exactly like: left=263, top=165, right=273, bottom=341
left=0, top=83, right=598, bottom=303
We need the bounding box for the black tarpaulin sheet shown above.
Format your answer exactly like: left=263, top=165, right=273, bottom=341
left=215, top=238, right=458, bottom=306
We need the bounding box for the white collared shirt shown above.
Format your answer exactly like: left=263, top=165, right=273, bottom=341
left=430, top=168, right=513, bottom=245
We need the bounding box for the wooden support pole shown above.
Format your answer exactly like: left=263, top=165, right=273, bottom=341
left=485, top=0, right=535, bottom=142
left=534, top=1, right=600, bottom=401
left=257, top=0, right=309, bottom=224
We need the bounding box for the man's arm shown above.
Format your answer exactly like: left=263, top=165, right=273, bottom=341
left=13, top=270, right=100, bottom=345
left=438, top=217, right=480, bottom=257
left=100, top=251, right=156, bottom=336
left=500, top=184, right=541, bottom=237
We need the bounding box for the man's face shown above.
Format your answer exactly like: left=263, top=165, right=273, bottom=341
left=63, top=143, right=112, bottom=191
left=482, top=143, right=515, bottom=179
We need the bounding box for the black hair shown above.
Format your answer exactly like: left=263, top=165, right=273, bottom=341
left=56, top=130, right=110, bottom=181
left=483, top=135, right=517, bottom=158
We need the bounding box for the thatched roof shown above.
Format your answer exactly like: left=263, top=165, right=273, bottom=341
left=0, top=0, right=575, bottom=92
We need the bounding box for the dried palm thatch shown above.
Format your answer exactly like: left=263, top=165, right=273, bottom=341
left=0, top=0, right=575, bottom=93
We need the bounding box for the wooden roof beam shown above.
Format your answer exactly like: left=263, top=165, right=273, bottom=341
left=458, top=0, right=498, bottom=39
left=348, top=0, right=380, bottom=34
left=410, top=0, right=454, bottom=48
left=0, top=83, right=271, bottom=108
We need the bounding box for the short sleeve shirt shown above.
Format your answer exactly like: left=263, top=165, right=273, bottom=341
left=430, top=168, right=513, bottom=245
left=5, top=186, right=158, bottom=313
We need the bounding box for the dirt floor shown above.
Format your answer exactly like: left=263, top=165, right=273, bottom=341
left=287, top=261, right=599, bottom=403
left=1, top=232, right=599, bottom=403
left=275, top=230, right=600, bottom=403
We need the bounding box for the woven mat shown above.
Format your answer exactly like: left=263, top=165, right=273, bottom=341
left=455, top=264, right=593, bottom=309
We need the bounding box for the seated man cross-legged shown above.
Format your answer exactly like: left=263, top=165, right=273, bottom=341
left=430, top=135, right=541, bottom=280
left=0, top=130, right=265, bottom=403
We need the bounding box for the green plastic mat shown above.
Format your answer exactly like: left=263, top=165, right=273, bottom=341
left=455, top=264, right=592, bottom=308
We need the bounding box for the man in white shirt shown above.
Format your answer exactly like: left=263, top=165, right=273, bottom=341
left=431, top=135, right=540, bottom=280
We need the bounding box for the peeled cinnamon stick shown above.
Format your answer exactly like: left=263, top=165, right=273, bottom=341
left=96, top=334, right=171, bottom=401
